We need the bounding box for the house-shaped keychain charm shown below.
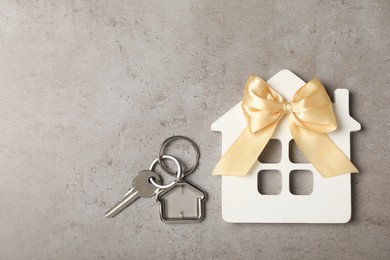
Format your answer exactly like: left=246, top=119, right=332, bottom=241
left=211, top=70, right=360, bottom=223
left=156, top=180, right=206, bottom=223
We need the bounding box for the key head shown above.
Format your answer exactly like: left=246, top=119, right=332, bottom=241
left=132, top=170, right=161, bottom=197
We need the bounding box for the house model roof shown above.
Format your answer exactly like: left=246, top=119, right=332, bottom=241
left=212, top=69, right=361, bottom=136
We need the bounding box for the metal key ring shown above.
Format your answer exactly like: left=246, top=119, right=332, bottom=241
left=149, top=155, right=182, bottom=189
left=157, top=136, right=200, bottom=177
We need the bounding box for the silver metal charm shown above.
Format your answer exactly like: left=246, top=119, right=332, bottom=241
left=156, top=180, right=207, bottom=223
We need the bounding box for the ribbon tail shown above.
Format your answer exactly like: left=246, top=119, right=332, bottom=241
left=212, top=122, right=278, bottom=176
left=289, top=121, right=359, bottom=178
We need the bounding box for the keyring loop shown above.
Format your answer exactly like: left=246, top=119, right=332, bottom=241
left=149, top=155, right=182, bottom=189
left=157, top=136, right=200, bottom=177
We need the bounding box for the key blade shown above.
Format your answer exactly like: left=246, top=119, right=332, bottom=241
left=105, top=188, right=140, bottom=218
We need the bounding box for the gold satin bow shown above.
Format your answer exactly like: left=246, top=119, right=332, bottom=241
left=212, top=76, right=359, bottom=178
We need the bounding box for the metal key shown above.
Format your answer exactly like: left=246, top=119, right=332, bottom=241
left=105, top=170, right=161, bottom=218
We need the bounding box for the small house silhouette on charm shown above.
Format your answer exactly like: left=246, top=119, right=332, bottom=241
left=211, top=70, right=361, bottom=223
left=156, top=180, right=206, bottom=223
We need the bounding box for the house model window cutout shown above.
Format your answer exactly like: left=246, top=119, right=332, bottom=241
left=156, top=181, right=206, bottom=223
left=211, top=70, right=361, bottom=223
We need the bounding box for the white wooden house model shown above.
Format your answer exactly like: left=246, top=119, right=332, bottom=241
left=211, top=70, right=360, bottom=223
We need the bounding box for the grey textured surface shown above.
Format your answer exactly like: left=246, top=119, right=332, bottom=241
left=0, top=0, right=389, bottom=259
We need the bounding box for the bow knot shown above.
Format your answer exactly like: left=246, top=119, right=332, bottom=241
left=212, top=76, right=359, bottom=178
left=283, top=102, right=292, bottom=115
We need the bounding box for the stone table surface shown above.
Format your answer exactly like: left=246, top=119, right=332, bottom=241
left=0, top=1, right=389, bottom=259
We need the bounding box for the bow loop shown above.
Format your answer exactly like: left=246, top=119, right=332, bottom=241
left=242, top=76, right=285, bottom=133
left=289, top=79, right=337, bottom=134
